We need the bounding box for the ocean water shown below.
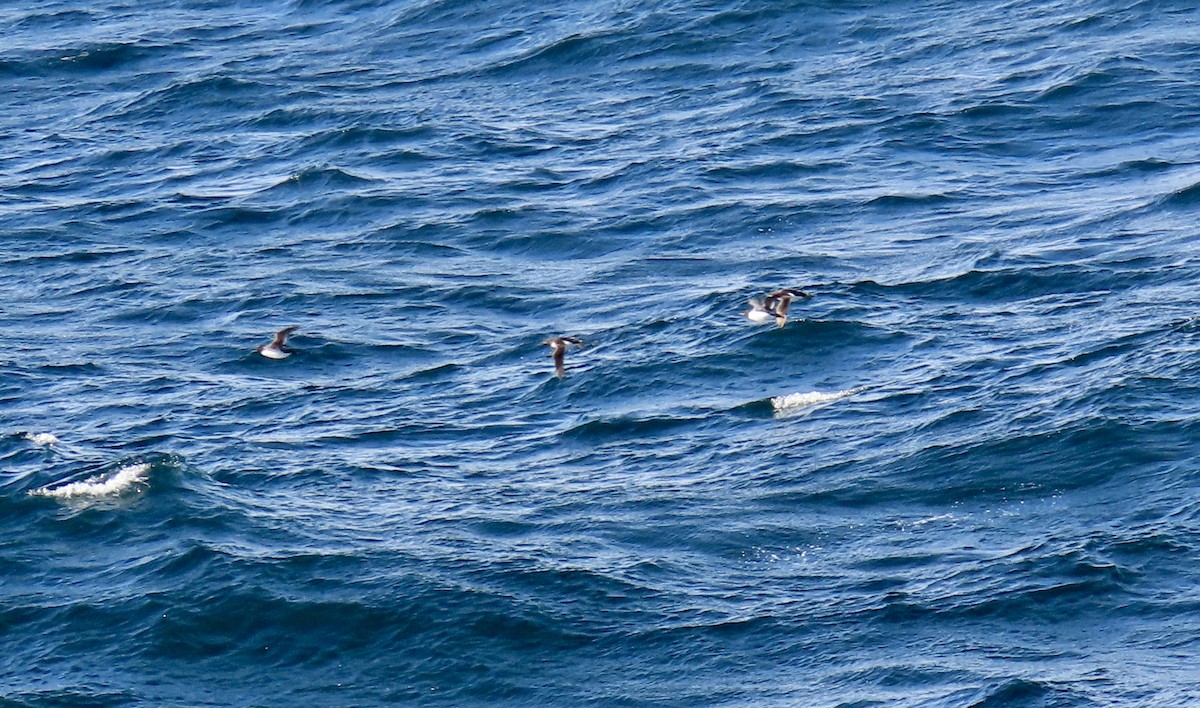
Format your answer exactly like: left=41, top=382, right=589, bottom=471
left=3, top=0, right=1200, bottom=704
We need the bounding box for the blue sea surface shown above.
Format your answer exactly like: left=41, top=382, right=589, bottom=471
left=3, top=0, right=1200, bottom=705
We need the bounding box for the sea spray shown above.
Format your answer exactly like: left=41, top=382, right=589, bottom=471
left=30, top=463, right=151, bottom=500
left=770, top=387, right=864, bottom=416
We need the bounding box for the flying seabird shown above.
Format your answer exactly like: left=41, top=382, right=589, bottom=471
left=543, top=336, right=585, bottom=376
left=746, top=289, right=810, bottom=327
left=256, top=326, right=299, bottom=359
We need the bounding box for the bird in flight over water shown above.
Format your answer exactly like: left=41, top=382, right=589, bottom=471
left=257, top=326, right=299, bottom=359
left=746, top=289, right=810, bottom=327
left=543, top=336, right=585, bottom=376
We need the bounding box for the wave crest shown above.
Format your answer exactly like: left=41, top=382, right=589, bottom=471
left=30, top=463, right=150, bottom=500
left=23, top=432, right=61, bottom=446
left=771, top=388, right=861, bottom=415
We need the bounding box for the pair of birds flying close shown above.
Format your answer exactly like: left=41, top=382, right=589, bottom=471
left=539, top=288, right=810, bottom=374
left=255, top=288, right=807, bottom=372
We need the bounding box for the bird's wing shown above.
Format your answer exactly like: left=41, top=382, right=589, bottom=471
left=273, top=326, right=299, bottom=347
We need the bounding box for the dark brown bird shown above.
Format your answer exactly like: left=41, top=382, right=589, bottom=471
left=543, top=336, right=585, bottom=376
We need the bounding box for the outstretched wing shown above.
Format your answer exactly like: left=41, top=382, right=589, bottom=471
left=776, top=294, right=793, bottom=318
left=766, top=289, right=810, bottom=316
left=771, top=288, right=810, bottom=299
left=272, top=326, right=299, bottom=347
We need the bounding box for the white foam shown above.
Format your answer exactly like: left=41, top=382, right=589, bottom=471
left=771, top=387, right=862, bottom=415
left=24, top=432, right=61, bottom=446
left=31, top=463, right=150, bottom=500
left=911, top=513, right=956, bottom=527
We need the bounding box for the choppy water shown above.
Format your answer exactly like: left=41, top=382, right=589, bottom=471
left=4, top=0, right=1200, bottom=705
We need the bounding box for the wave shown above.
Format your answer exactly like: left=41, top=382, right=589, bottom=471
left=260, top=166, right=380, bottom=194
left=847, top=263, right=1128, bottom=302
left=966, top=678, right=1058, bottom=707
left=1078, top=157, right=1177, bottom=180
left=561, top=413, right=707, bottom=442
left=700, top=159, right=834, bottom=184
left=116, top=74, right=275, bottom=118
left=472, top=31, right=620, bottom=78
left=863, top=192, right=958, bottom=209
left=30, top=462, right=150, bottom=500
left=293, top=124, right=436, bottom=151
left=22, top=432, right=61, bottom=446
left=1155, top=179, right=1200, bottom=208
left=0, top=40, right=164, bottom=77
left=771, top=387, right=863, bottom=416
